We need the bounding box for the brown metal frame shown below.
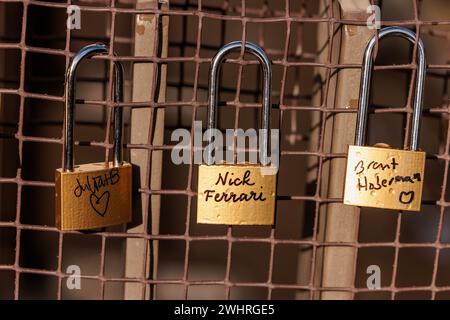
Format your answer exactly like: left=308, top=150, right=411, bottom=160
left=0, top=0, right=449, bottom=300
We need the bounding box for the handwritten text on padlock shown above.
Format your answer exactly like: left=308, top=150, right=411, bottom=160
left=344, top=146, right=425, bottom=211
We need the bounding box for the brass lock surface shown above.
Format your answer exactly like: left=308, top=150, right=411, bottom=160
left=343, top=27, right=427, bottom=212
left=197, top=164, right=276, bottom=225
left=56, top=162, right=132, bottom=230
left=56, top=44, right=132, bottom=231
left=196, top=41, right=277, bottom=225
left=344, top=145, right=425, bottom=211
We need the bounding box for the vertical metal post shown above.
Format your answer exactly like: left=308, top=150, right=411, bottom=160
left=124, top=0, right=169, bottom=299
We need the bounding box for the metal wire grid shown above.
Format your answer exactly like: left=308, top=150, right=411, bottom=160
left=0, top=0, right=448, bottom=299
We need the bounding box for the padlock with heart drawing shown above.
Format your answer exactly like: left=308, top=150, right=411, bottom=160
left=343, top=27, right=426, bottom=212
left=55, top=44, right=132, bottom=231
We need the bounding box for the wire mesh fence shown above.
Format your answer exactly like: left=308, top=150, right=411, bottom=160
left=0, top=0, right=449, bottom=300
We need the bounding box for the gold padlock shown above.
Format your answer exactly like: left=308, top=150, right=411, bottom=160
left=56, top=44, right=132, bottom=231
left=343, top=27, right=426, bottom=212
left=197, top=41, right=277, bottom=225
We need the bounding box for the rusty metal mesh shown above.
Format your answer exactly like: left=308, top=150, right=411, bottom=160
left=0, top=0, right=449, bottom=300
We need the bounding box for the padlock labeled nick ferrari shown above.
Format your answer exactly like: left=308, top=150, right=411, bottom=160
left=197, top=41, right=277, bottom=225
left=56, top=44, right=132, bottom=230
left=344, top=27, right=426, bottom=212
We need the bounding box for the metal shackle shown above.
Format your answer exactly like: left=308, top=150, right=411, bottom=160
left=64, top=44, right=124, bottom=171
left=206, top=41, right=272, bottom=165
left=355, top=26, right=426, bottom=151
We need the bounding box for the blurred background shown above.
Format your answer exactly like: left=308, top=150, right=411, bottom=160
left=0, top=0, right=449, bottom=300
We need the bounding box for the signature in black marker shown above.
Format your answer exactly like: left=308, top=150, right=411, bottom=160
left=73, top=168, right=120, bottom=217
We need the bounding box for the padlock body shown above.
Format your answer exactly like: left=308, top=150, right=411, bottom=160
left=344, top=145, right=425, bottom=211
left=197, top=164, right=277, bottom=225
left=56, top=161, right=132, bottom=230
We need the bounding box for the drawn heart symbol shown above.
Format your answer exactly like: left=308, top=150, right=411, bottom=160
left=90, top=191, right=110, bottom=217
left=399, top=191, right=414, bottom=205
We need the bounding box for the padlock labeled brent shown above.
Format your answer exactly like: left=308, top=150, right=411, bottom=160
left=56, top=44, right=132, bottom=231
left=344, top=27, right=426, bottom=212
left=197, top=41, right=277, bottom=225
